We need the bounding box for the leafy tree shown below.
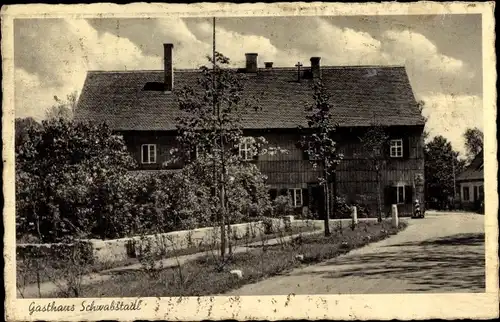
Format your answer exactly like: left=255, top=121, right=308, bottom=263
left=359, top=125, right=389, bottom=222
left=15, top=117, right=42, bottom=149
left=463, top=127, right=483, bottom=162
left=175, top=52, right=281, bottom=259
left=46, top=91, right=78, bottom=121
left=301, top=80, right=343, bottom=236
left=424, top=135, right=465, bottom=210
left=16, top=119, right=136, bottom=241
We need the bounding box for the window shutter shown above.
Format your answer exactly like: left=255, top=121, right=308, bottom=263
left=302, top=188, right=309, bottom=207
left=269, top=189, right=278, bottom=200
left=383, top=140, right=390, bottom=159
left=391, top=186, right=398, bottom=204
left=403, top=137, right=410, bottom=159
left=141, top=145, right=148, bottom=163
left=384, top=186, right=392, bottom=206
left=231, top=143, right=239, bottom=157
left=405, top=185, right=413, bottom=204
left=279, top=188, right=288, bottom=196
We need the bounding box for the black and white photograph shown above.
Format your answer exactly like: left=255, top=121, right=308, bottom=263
left=2, top=2, right=498, bottom=321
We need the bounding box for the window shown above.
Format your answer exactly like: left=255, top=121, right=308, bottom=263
left=473, top=186, right=479, bottom=201
left=239, top=137, right=254, bottom=161
left=390, top=139, right=403, bottom=158
left=463, top=186, right=470, bottom=201
left=289, top=188, right=303, bottom=207
left=141, top=144, right=156, bottom=164
left=396, top=185, right=405, bottom=204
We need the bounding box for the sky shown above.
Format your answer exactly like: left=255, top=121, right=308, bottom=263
left=14, top=15, right=483, bottom=155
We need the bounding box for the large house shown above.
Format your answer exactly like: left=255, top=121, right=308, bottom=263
left=75, top=43, right=426, bottom=217
left=456, top=151, right=484, bottom=212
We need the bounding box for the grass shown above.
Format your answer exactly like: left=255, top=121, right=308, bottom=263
left=16, top=223, right=318, bottom=288
left=49, top=220, right=407, bottom=297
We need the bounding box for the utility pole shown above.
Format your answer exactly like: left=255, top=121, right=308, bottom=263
left=211, top=17, right=226, bottom=259
left=452, top=154, right=456, bottom=208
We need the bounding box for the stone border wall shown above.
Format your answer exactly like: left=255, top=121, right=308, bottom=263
left=17, top=218, right=287, bottom=264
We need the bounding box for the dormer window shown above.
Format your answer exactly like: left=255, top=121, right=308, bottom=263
left=390, top=139, right=403, bottom=158
left=141, top=144, right=157, bottom=164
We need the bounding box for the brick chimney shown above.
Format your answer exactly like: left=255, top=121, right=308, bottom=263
left=245, top=53, right=258, bottom=73
left=264, top=62, right=273, bottom=69
left=310, top=57, right=321, bottom=79
left=164, top=43, right=174, bottom=92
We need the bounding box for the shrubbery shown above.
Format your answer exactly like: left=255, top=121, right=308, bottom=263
left=334, top=196, right=371, bottom=219
left=16, top=119, right=273, bottom=242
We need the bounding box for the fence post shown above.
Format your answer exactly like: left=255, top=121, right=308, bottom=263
left=391, top=204, right=399, bottom=228
left=351, top=206, right=358, bottom=225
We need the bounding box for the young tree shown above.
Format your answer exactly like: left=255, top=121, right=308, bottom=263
left=359, top=125, right=389, bottom=222
left=176, top=52, right=281, bottom=259
left=463, top=127, right=483, bottom=162
left=301, top=80, right=343, bottom=236
left=424, top=135, right=465, bottom=210
left=46, top=91, right=78, bottom=121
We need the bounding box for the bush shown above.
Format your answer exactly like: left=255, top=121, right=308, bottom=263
left=16, top=119, right=136, bottom=242
left=272, top=194, right=293, bottom=217
left=16, top=119, right=273, bottom=241
left=333, top=196, right=371, bottom=219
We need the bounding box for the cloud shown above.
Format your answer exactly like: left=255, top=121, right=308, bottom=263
left=15, top=19, right=208, bottom=119
left=188, top=17, right=384, bottom=67
left=15, top=68, right=78, bottom=121
left=380, top=29, right=475, bottom=94
left=14, top=17, right=481, bottom=154
left=189, top=21, right=279, bottom=66
left=418, top=93, right=483, bottom=155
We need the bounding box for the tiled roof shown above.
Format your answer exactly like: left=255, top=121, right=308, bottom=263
left=457, top=152, right=484, bottom=181
left=75, top=66, right=425, bottom=131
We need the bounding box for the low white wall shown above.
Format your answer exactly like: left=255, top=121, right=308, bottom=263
left=16, top=218, right=294, bottom=264
left=91, top=218, right=288, bottom=263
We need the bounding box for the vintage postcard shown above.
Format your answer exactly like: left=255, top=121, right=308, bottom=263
left=2, top=2, right=498, bottom=321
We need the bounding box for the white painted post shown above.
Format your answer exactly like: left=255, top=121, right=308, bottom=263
left=351, top=206, right=358, bottom=225
left=391, top=204, right=399, bottom=228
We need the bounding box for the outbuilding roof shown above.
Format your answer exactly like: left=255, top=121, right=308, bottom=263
left=457, top=151, right=484, bottom=182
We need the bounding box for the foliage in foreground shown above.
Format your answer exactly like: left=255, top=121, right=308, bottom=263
left=56, top=221, right=406, bottom=297
left=17, top=119, right=269, bottom=242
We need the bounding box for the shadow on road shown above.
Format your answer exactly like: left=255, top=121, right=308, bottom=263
left=291, top=233, right=485, bottom=292
left=386, top=233, right=485, bottom=247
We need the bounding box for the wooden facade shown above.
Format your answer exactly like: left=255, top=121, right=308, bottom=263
left=120, top=125, right=425, bottom=218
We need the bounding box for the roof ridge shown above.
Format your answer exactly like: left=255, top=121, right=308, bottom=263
left=86, top=65, right=407, bottom=74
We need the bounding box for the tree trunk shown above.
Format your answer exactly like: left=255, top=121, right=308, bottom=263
left=332, top=170, right=337, bottom=223
left=377, top=171, right=382, bottom=222
left=323, top=167, right=331, bottom=237
left=220, top=168, right=226, bottom=260
left=227, top=219, right=232, bottom=256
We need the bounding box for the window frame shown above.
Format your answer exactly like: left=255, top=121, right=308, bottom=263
left=141, top=144, right=157, bottom=164
left=288, top=188, right=303, bottom=207
left=395, top=185, right=405, bottom=204
left=390, top=139, right=403, bottom=158
left=239, top=137, right=254, bottom=161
